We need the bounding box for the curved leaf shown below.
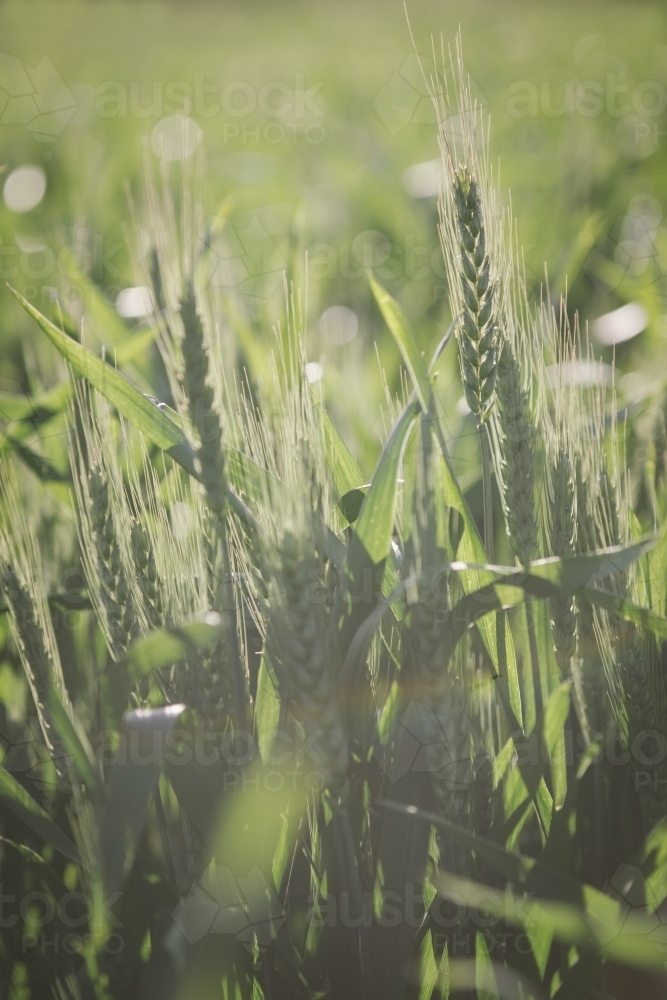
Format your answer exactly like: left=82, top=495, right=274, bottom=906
left=428, top=317, right=456, bottom=375
left=584, top=585, right=667, bottom=640
left=497, top=537, right=657, bottom=597
left=355, top=399, right=420, bottom=565
left=125, top=613, right=226, bottom=679
left=369, top=272, right=430, bottom=412
left=0, top=767, right=81, bottom=863
left=9, top=287, right=267, bottom=533
left=435, top=871, right=667, bottom=974
left=315, top=391, right=366, bottom=496
left=47, top=684, right=103, bottom=800
left=442, top=539, right=656, bottom=601
left=9, top=286, right=187, bottom=452
left=335, top=398, right=420, bottom=655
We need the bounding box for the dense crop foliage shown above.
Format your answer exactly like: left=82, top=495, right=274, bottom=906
left=2, top=35, right=667, bottom=1000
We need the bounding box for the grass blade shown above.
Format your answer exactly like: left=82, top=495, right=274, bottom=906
left=0, top=766, right=81, bottom=863
left=335, top=398, right=420, bottom=656
left=368, top=271, right=430, bottom=412
left=315, top=390, right=366, bottom=495
left=584, top=586, right=667, bottom=640
left=125, top=613, right=225, bottom=679
left=9, top=286, right=187, bottom=452
left=434, top=428, right=523, bottom=727
left=47, top=683, right=103, bottom=800
left=435, top=871, right=667, bottom=974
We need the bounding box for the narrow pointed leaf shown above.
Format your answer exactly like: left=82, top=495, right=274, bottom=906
left=435, top=872, right=667, bottom=973
left=335, top=399, right=420, bottom=655
left=543, top=684, right=571, bottom=808
left=428, top=317, right=456, bottom=375
left=313, top=388, right=365, bottom=496
left=584, top=586, right=667, bottom=640
left=255, top=654, right=281, bottom=763
left=491, top=537, right=657, bottom=597
left=476, top=932, right=500, bottom=1000
left=434, top=430, right=523, bottom=727
left=355, top=399, right=420, bottom=565
left=0, top=767, right=81, bottom=863
left=9, top=286, right=187, bottom=452
left=47, top=684, right=103, bottom=800
left=369, top=272, right=430, bottom=412
left=125, top=613, right=226, bottom=679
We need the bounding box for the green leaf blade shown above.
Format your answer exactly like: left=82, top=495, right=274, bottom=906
left=368, top=272, right=430, bottom=412
left=9, top=286, right=187, bottom=452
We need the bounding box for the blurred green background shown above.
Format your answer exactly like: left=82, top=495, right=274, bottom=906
left=0, top=0, right=666, bottom=480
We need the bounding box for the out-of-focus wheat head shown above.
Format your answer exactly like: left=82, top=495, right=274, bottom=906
left=69, top=384, right=138, bottom=661
left=0, top=461, right=71, bottom=773
left=239, top=304, right=350, bottom=799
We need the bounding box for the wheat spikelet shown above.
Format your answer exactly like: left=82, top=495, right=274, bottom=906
left=69, top=385, right=146, bottom=663
left=87, top=464, right=134, bottom=658
left=566, top=343, right=624, bottom=735
left=598, top=462, right=621, bottom=550
left=278, top=531, right=348, bottom=799
left=179, top=282, right=226, bottom=516
left=178, top=283, right=249, bottom=723
left=0, top=466, right=71, bottom=775
left=430, top=50, right=512, bottom=561
left=212, top=297, right=344, bottom=754
left=429, top=43, right=504, bottom=430
left=0, top=567, right=69, bottom=775
left=496, top=339, right=538, bottom=566
left=130, top=517, right=161, bottom=628
left=182, top=510, right=235, bottom=726
left=451, top=165, right=499, bottom=425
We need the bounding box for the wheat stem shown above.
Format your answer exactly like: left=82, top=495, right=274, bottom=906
left=525, top=596, right=543, bottom=721
left=480, top=426, right=494, bottom=562
left=575, top=458, right=609, bottom=736
left=549, top=450, right=577, bottom=679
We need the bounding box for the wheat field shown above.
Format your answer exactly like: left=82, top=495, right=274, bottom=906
left=1, top=19, right=667, bottom=1000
